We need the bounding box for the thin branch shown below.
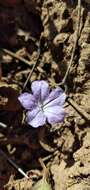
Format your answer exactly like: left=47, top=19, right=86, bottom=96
left=3, top=49, right=31, bottom=66
left=23, top=42, right=41, bottom=90
left=42, top=150, right=59, bottom=162
left=61, top=0, right=81, bottom=86
left=2, top=41, right=41, bottom=91
left=67, top=97, right=90, bottom=121
left=0, top=122, right=7, bottom=128
left=0, top=149, right=29, bottom=179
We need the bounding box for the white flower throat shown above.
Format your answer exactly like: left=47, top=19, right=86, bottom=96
left=38, top=101, right=44, bottom=111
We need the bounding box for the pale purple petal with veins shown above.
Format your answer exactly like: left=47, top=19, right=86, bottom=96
left=44, top=87, right=66, bottom=108
left=44, top=106, right=65, bottom=124
left=27, top=107, right=46, bottom=128
left=18, top=93, right=36, bottom=110
left=43, top=87, right=64, bottom=104
left=31, top=80, right=50, bottom=102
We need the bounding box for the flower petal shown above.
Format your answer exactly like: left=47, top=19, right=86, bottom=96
left=27, top=107, right=46, bottom=128
left=44, top=87, right=66, bottom=107
left=44, top=106, right=65, bottom=124
left=31, top=80, right=50, bottom=102
left=18, top=93, right=36, bottom=110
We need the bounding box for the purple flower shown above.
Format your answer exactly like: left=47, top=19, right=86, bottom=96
left=18, top=80, right=66, bottom=128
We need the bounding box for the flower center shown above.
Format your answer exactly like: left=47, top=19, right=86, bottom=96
left=38, top=102, right=44, bottom=111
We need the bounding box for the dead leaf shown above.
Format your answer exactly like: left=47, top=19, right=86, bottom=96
left=4, top=176, right=32, bottom=190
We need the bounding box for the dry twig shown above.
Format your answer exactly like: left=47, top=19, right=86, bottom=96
left=3, top=49, right=31, bottom=66
left=23, top=42, right=41, bottom=90
left=0, top=149, right=29, bottom=179
left=61, top=0, right=81, bottom=86
left=67, top=97, right=90, bottom=121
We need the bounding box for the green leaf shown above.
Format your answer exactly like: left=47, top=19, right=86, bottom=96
left=31, top=177, right=52, bottom=190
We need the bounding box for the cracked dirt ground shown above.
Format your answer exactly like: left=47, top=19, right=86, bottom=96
left=0, top=0, right=90, bottom=189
